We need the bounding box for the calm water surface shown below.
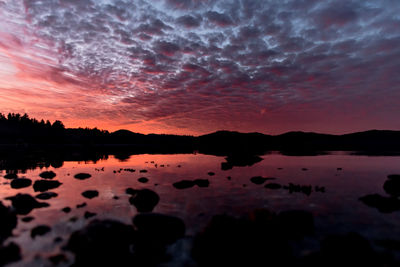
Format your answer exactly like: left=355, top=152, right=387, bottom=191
left=2, top=152, right=400, bottom=266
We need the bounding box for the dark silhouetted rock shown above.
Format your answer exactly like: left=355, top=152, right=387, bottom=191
left=138, top=177, right=149, bottom=183
left=133, top=213, right=185, bottom=244
left=39, top=171, right=56, bottom=179
left=31, top=225, right=51, bottom=238
left=3, top=173, right=18, bottom=179
left=337, top=167, right=342, bottom=170
left=139, top=170, right=148, bottom=173
left=82, top=190, right=99, bottom=199
left=21, top=216, right=34, bottom=222
left=62, top=207, right=71, bottom=213
left=33, top=180, right=62, bottom=192
left=302, top=168, right=308, bottom=171
left=359, top=194, right=400, bottom=213
left=6, top=194, right=49, bottom=215
left=0, top=201, right=17, bottom=242
left=76, top=203, right=87, bottom=209
left=65, top=219, right=135, bottom=266
left=285, top=183, right=312, bottom=196
left=10, top=178, right=32, bottom=189
left=69, top=216, right=78, bottom=222
left=129, top=189, right=159, bottom=212
left=194, top=179, right=210, bottom=187
left=74, top=173, right=92, bottom=180
left=250, top=176, right=275, bottom=185
left=383, top=179, right=400, bottom=197
left=278, top=210, right=314, bottom=239
left=207, top=172, right=215, bottom=176
left=54, top=236, right=63, bottom=243
left=0, top=242, right=21, bottom=266
left=113, top=196, right=119, bottom=200
left=221, top=155, right=263, bottom=170
left=126, top=188, right=137, bottom=195
left=265, top=183, right=282, bottom=189
left=387, top=174, right=400, bottom=180
left=84, top=211, right=97, bottom=219
left=35, top=192, right=58, bottom=200
left=313, top=233, right=379, bottom=267
left=49, top=254, right=67, bottom=265
left=173, top=180, right=195, bottom=189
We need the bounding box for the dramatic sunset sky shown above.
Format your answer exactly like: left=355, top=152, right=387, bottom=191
left=0, top=0, right=399, bottom=135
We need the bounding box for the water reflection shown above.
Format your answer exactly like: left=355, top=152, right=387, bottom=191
left=1, top=153, right=400, bottom=266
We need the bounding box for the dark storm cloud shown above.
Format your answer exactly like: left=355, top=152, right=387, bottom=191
left=2, top=0, right=400, bottom=133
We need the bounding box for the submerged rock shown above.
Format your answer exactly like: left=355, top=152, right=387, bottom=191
left=207, top=172, right=215, bottom=176
left=125, top=188, right=138, bottom=195
left=61, top=207, right=71, bottom=213
left=129, top=189, right=160, bottom=212
left=0, top=242, right=21, bottom=266
left=0, top=201, right=17, bottom=242
left=82, top=190, right=99, bottom=199
left=359, top=194, right=400, bottom=213
left=250, top=176, right=275, bottom=185
left=65, top=219, right=136, bottom=266
left=74, top=173, right=92, bottom=180
left=10, top=178, right=32, bottom=189
left=33, top=180, right=62, bottom=192
left=383, top=179, right=400, bottom=197
left=31, top=225, right=51, bottom=238
left=76, top=203, right=87, bottom=209
left=35, top=192, right=58, bottom=200
left=84, top=211, right=97, bottom=219
left=265, top=183, right=282, bottom=189
left=6, top=194, right=49, bottom=215
left=21, top=216, right=34, bottom=223
left=173, top=180, right=195, bottom=189
left=133, top=213, right=185, bottom=244
left=194, top=179, right=210, bottom=187
left=138, top=177, right=149, bottom=183
left=39, top=171, right=57, bottom=179
left=3, top=173, right=18, bottom=179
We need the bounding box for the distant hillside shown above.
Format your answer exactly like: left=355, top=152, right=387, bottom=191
left=1, top=113, right=400, bottom=154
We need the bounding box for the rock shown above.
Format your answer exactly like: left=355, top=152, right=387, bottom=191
left=10, top=178, right=32, bottom=189
left=48, top=254, right=67, bottom=265
left=126, top=188, right=137, bottom=195
left=33, top=180, right=62, bottom=192
left=39, top=171, right=57, bottom=179
left=82, top=190, right=99, bottom=199
left=76, top=203, right=87, bottom=209
left=74, top=173, right=92, bottom=180
left=62, top=207, right=71, bottom=213
left=301, top=168, right=308, bottom=171
left=337, top=168, right=343, bottom=171
left=0, top=242, right=21, bottom=266
left=6, top=194, right=49, bottom=215
left=31, top=225, right=51, bottom=238
left=54, top=236, right=63, bottom=243
left=64, top=219, right=135, bottom=266
left=265, top=183, right=282, bottom=189
left=387, top=174, right=400, bottom=180
left=129, top=189, right=159, bottom=212
left=173, top=180, right=195, bottom=189
left=133, top=213, right=185, bottom=244
left=383, top=179, right=400, bottom=197
left=139, top=170, right=148, bottom=173
left=69, top=217, right=78, bottom=222
left=21, top=216, right=34, bottom=222
left=250, top=176, right=275, bottom=185
left=138, top=177, right=149, bottom=183
left=3, top=173, right=18, bottom=179
left=194, top=179, right=210, bottom=187
left=35, top=192, right=58, bottom=200
left=84, top=211, right=97, bottom=219
left=278, top=210, right=314, bottom=239
left=317, top=232, right=378, bottom=266
left=0, top=201, right=17, bottom=242
left=221, top=155, right=263, bottom=170
left=207, top=172, right=215, bottom=176
left=359, top=194, right=400, bottom=213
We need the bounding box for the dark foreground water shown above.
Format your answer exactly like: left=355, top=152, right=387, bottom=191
left=1, top=152, right=400, bottom=266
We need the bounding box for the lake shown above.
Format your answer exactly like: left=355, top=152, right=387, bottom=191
left=2, top=152, right=400, bottom=266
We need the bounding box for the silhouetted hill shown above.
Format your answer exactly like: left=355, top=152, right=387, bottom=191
left=1, top=113, right=400, bottom=156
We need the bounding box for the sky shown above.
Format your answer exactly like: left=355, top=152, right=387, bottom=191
left=0, top=0, right=399, bottom=135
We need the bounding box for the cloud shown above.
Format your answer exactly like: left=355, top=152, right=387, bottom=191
left=0, top=0, right=399, bottom=134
